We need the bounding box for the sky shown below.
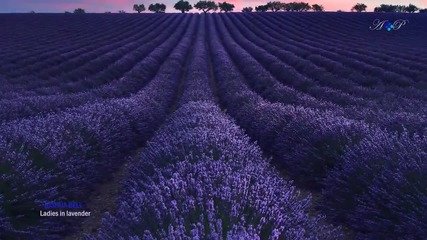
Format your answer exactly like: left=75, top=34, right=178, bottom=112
left=0, top=0, right=426, bottom=13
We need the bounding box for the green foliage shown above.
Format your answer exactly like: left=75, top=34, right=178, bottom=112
left=218, top=2, right=235, bottom=12
left=351, top=3, right=367, bottom=12
left=287, top=2, right=311, bottom=11
left=282, top=3, right=292, bottom=11
left=300, top=2, right=311, bottom=11
left=406, top=4, right=419, bottom=13
left=374, top=4, right=397, bottom=12
left=174, top=0, right=193, bottom=13
left=312, top=4, right=324, bottom=12
left=73, top=8, right=86, bottom=14
left=148, top=3, right=166, bottom=13
left=255, top=5, right=268, bottom=12
left=373, top=4, right=419, bottom=13
left=242, top=7, right=253, bottom=12
left=266, top=1, right=283, bottom=12
left=194, top=1, right=218, bottom=13
left=396, top=5, right=407, bottom=12
left=256, top=1, right=313, bottom=12
left=133, top=4, right=146, bottom=13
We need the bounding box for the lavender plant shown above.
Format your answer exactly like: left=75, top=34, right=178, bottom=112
left=0, top=195, right=14, bottom=238
left=0, top=15, right=197, bottom=238
left=178, top=14, right=215, bottom=106
left=273, top=111, right=372, bottom=188
left=207, top=13, right=427, bottom=238
left=93, top=102, right=342, bottom=239
left=0, top=15, right=189, bottom=121
left=323, top=130, right=427, bottom=239
left=0, top=11, right=425, bottom=240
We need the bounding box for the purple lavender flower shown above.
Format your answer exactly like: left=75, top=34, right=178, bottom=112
left=93, top=102, right=342, bottom=239
left=323, top=130, right=427, bottom=239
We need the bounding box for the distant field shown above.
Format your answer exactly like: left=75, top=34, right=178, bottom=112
left=0, top=12, right=426, bottom=239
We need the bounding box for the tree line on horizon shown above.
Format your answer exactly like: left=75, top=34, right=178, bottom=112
left=134, top=1, right=235, bottom=13
left=251, top=2, right=323, bottom=12
left=64, top=1, right=427, bottom=14
left=351, top=3, right=425, bottom=13
left=68, top=1, right=319, bottom=14
left=374, top=4, right=420, bottom=13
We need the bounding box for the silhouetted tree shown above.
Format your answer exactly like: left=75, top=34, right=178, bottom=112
left=374, top=4, right=415, bottom=12
left=351, top=3, right=367, bottom=12
left=174, top=0, right=193, bottom=13
left=373, top=6, right=382, bottom=12
left=406, top=4, right=418, bottom=13
left=133, top=4, right=146, bottom=13
left=297, top=2, right=311, bottom=11
left=420, top=8, right=427, bottom=13
left=105, top=11, right=112, bottom=13
left=255, top=5, right=269, bottom=12
left=118, top=10, right=126, bottom=13
left=194, top=1, right=218, bottom=13
left=149, top=3, right=166, bottom=13
left=242, top=7, right=253, bottom=12
left=374, top=4, right=418, bottom=13
left=396, top=5, right=407, bottom=12
left=374, top=4, right=397, bottom=12
left=282, top=3, right=291, bottom=11
left=74, top=8, right=86, bottom=14
left=267, top=1, right=283, bottom=12
left=311, top=4, right=324, bottom=12
left=218, top=2, right=235, bottom=12
left=30, top=10, right=35, bottom=13
left=283, top=2, right=311, bottom=12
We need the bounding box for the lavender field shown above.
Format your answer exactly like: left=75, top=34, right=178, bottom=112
left=0, top=12, right=426, bottom=239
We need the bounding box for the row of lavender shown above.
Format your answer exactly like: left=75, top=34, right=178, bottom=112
left=266, top=13, right=427, bottom=87
left=221, top=13, right=426, bottom=134
left=271, top=13, right=427, bottom=101
left=0, top=16, right=128, bottom=86
left=2, top=12, right=422, bottom=125
left=0, top=15, right=188, bottom=122
left=0, top=12, right=425, bottom=239
left=207, top=14, right=426, bottom=239
left=92, top=101, right=342, bottom=239
left=237, top=14, right=425, bottom=107
left=0, top=14, right=142, bottom=67
left=239, top=13, right=427, bottom=101
left=0, top=14, right=163, bottom=95
left=0, top=14, right=114, bottom=55
left=1, top=15, right=158, bottom=94
left=0, top=15, right=197, bottom=239
left=0, top=15, right=170, bottom=96
left=91, top=15, right=342, bottom=238
left=264, top=12, right=427, bottom=61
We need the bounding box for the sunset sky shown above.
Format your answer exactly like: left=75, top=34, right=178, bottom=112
left=0, top=0, right=426, bottom=13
